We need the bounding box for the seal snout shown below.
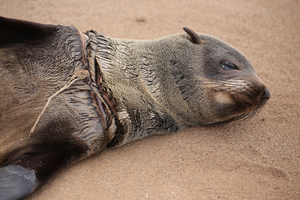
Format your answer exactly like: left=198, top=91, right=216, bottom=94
left=260, top=88, right=270, bottom=100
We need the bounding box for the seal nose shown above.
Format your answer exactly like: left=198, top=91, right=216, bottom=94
left=260, top=88, right=270, bottom=100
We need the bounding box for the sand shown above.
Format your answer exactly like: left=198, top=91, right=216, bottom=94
left=0, top=0, right=299, bottom=199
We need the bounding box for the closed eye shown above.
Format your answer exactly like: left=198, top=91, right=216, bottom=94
left=221, top=61, right=238, bottom=70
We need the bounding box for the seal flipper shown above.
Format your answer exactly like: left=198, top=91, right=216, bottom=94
left=0, top=140, right=85, bottom=199
left=0, top=165, right=36, bottom=200
left=0, top=16, right=56, bottom=45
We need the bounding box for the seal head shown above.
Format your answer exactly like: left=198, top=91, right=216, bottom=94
left=179, top=27, right=270, bottom=124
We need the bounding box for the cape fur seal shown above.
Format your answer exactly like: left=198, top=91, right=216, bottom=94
left=0, top=16, right=270, bottom=199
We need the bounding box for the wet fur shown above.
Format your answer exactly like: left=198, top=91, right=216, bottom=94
left=0, top=17, right=106, bottom=198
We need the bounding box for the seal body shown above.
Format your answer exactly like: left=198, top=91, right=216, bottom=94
left=0, top=16, right=269, bottom=199
left=0, top=17, right=106, bottom=197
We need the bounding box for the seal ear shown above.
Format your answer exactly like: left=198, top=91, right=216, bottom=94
left=183, top=27, right=202, bottom=45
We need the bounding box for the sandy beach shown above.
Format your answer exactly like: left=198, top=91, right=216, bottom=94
left=0, top=0, right=299, bottom=199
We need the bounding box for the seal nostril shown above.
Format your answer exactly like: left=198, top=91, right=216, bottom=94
left=260, top=88, right=270, bottom=99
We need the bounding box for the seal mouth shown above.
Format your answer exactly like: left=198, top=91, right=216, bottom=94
left=217, top=88, right=270, bottom=124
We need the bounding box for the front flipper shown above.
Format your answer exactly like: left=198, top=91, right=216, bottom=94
left=0, top=140, right=86, bottom=200
left=0, top=165, right=36, bottom=200
left=0, top=16, right=56, bottom=45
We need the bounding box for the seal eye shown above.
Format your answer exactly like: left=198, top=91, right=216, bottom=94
left=221, top=61, right=238, bottom=70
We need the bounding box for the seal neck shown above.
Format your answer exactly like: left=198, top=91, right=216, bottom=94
left=85, top=32, right=201, bottom=146
left=89, top=34, right=185, bottom=145
left=85, top=31, right=124, bottom=146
